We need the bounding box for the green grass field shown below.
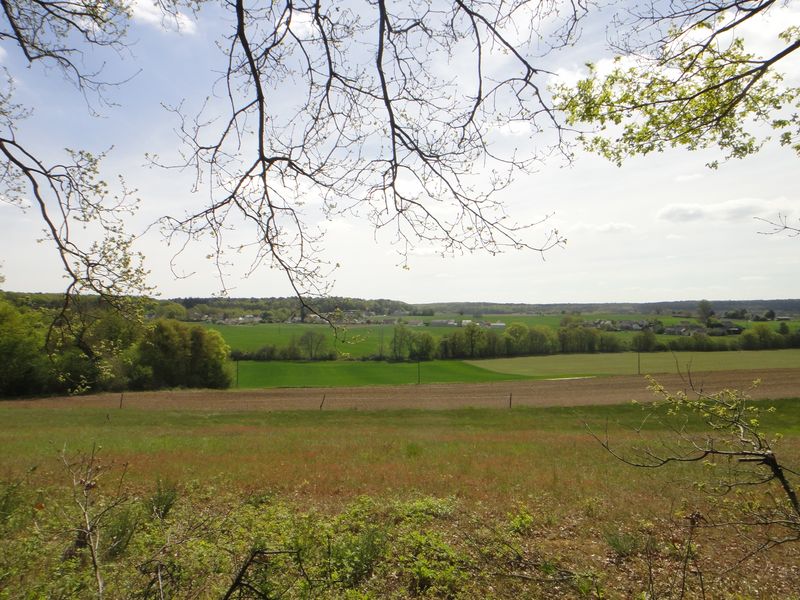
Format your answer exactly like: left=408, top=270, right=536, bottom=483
left=210, top=322, right=460, bottom=357
left=230, top=349, right=800, bottom=388
left=470, top=348, right=800, bottom=377
left=234, top=359, right=535, bottom=388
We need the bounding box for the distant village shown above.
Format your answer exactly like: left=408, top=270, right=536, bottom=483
left=205, top=307, right=792, bottom=337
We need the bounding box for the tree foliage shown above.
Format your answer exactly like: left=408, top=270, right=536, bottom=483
left=409, top=331, right=436, bottom=361
left=0, top=298, right=50, bottom=396
left=631, top=329, right=658, bottom=352
left=697, top=299, right=714, bottom=324
left=298, top=329, right=328, bottom=360
left=555, top=0, right=800, bottom=168
left=558, top=322, right=599, bottom=353
left=0, top=297, right=232, bottom=397
left=138, top=319, right=232, bottom=389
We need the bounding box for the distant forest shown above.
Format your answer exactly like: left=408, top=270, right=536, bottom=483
left=416, top=299, right=800, bottom=316
left=4, top=292, right=800, bottom=321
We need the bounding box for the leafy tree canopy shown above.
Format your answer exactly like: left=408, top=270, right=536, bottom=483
left=554, top=1, right=800, bottom=168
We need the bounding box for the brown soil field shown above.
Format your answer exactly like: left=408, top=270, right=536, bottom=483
left=9, top=367, right=800, bottom=411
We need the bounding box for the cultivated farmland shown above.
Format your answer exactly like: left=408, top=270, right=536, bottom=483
left=234, top=358, right=533, bottom=389
left=12, top=367, right=800, bottom=412
left=470, top=348, right=800, bottom=377
left=228, top=348, right=800, bottom=389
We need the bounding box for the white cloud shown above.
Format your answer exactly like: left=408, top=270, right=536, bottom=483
left=551, top=66, right=585, bottom=89
left=674, top=4, right=800, bottom=82
left=287, top=9, right=314, bottom=38
left=0, top=46, right=7, bottom=63
left=408, top=246, right=442, bottom=257
left=571, top=221, right=635, bottom=234
left=131, top=0, right=197, bottom=35
left=322, top=218, right=355, bottom=235
left=596, top=222, right=634, bottom=233
left=737, top=7, right=794, bottom=44
left=674, top=173, right=703, bottom=183
left=658, top=198, right=795, bottom=223
left=495, top=120, right=533, bottom=137
left=550, top=53, right=643, bottom=90
left=0, top=195, right=30, bottom=210
left=657, top=204, right=705, bottom=222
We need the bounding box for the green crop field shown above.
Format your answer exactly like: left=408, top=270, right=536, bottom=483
left=230, top=349, right=800, bottom=388
left=234, top=359, right=535, bottom=388
left=210, top=322, right=460, bottom=358
left=470, top=348, right=800, bottom=377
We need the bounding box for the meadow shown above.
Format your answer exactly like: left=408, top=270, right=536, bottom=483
left=235, top=358, right=534, bottom=388
left=3, top=399, right=800, bottom=499
left=469, top=348, right=800, bottom=378
left=210, top=321, right=496, bottom=358
left=1, top=387, right=799, bottom=597
left=232, top=348, right=800, bottom=388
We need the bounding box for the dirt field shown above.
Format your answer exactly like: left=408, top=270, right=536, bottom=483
left=9, top=368, right=800, bottom=411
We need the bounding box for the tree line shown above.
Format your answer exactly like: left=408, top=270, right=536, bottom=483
left=230, top=330, right=338, bottom=362
left=230, top=320, right=800, bottom=364
left=435, top=322, right=800, bottom=359
left=169, top=296, right=419, bottom=323
left=0, top=296, right=231, bottom=398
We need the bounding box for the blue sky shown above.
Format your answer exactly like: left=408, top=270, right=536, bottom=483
left=0, top=1, right=798, bottom=304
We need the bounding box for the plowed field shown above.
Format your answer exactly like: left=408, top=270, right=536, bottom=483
left=12, top=367, right=800, bottom=411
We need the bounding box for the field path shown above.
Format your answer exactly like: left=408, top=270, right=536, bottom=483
left=8, top=368, right=800, bottom=411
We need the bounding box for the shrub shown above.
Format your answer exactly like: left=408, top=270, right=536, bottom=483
left=400, top=530, right=469, bottom=597
left=507, top=504, right=535, bottom=534
left=330, top=527, right=387, bottom=588
left=103, top=506, right=138, bottom=559
left=148, top=478, right=178, bottom=520
left=0, top=479, right=25, bottom=530
left=603, top=529, right=641, bottom=559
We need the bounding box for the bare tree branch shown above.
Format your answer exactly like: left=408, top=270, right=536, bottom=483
left=161, top=1, right=577, bottom=298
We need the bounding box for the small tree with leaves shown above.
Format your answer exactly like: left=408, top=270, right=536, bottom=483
left=697, top=300, right=714, bottom=325
left=596, top=377, right=799, bottom=568
left=298, top=329, right=327, bottom=360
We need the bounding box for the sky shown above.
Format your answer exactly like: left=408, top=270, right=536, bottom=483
left=0, top=1, right=798, bottom=305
